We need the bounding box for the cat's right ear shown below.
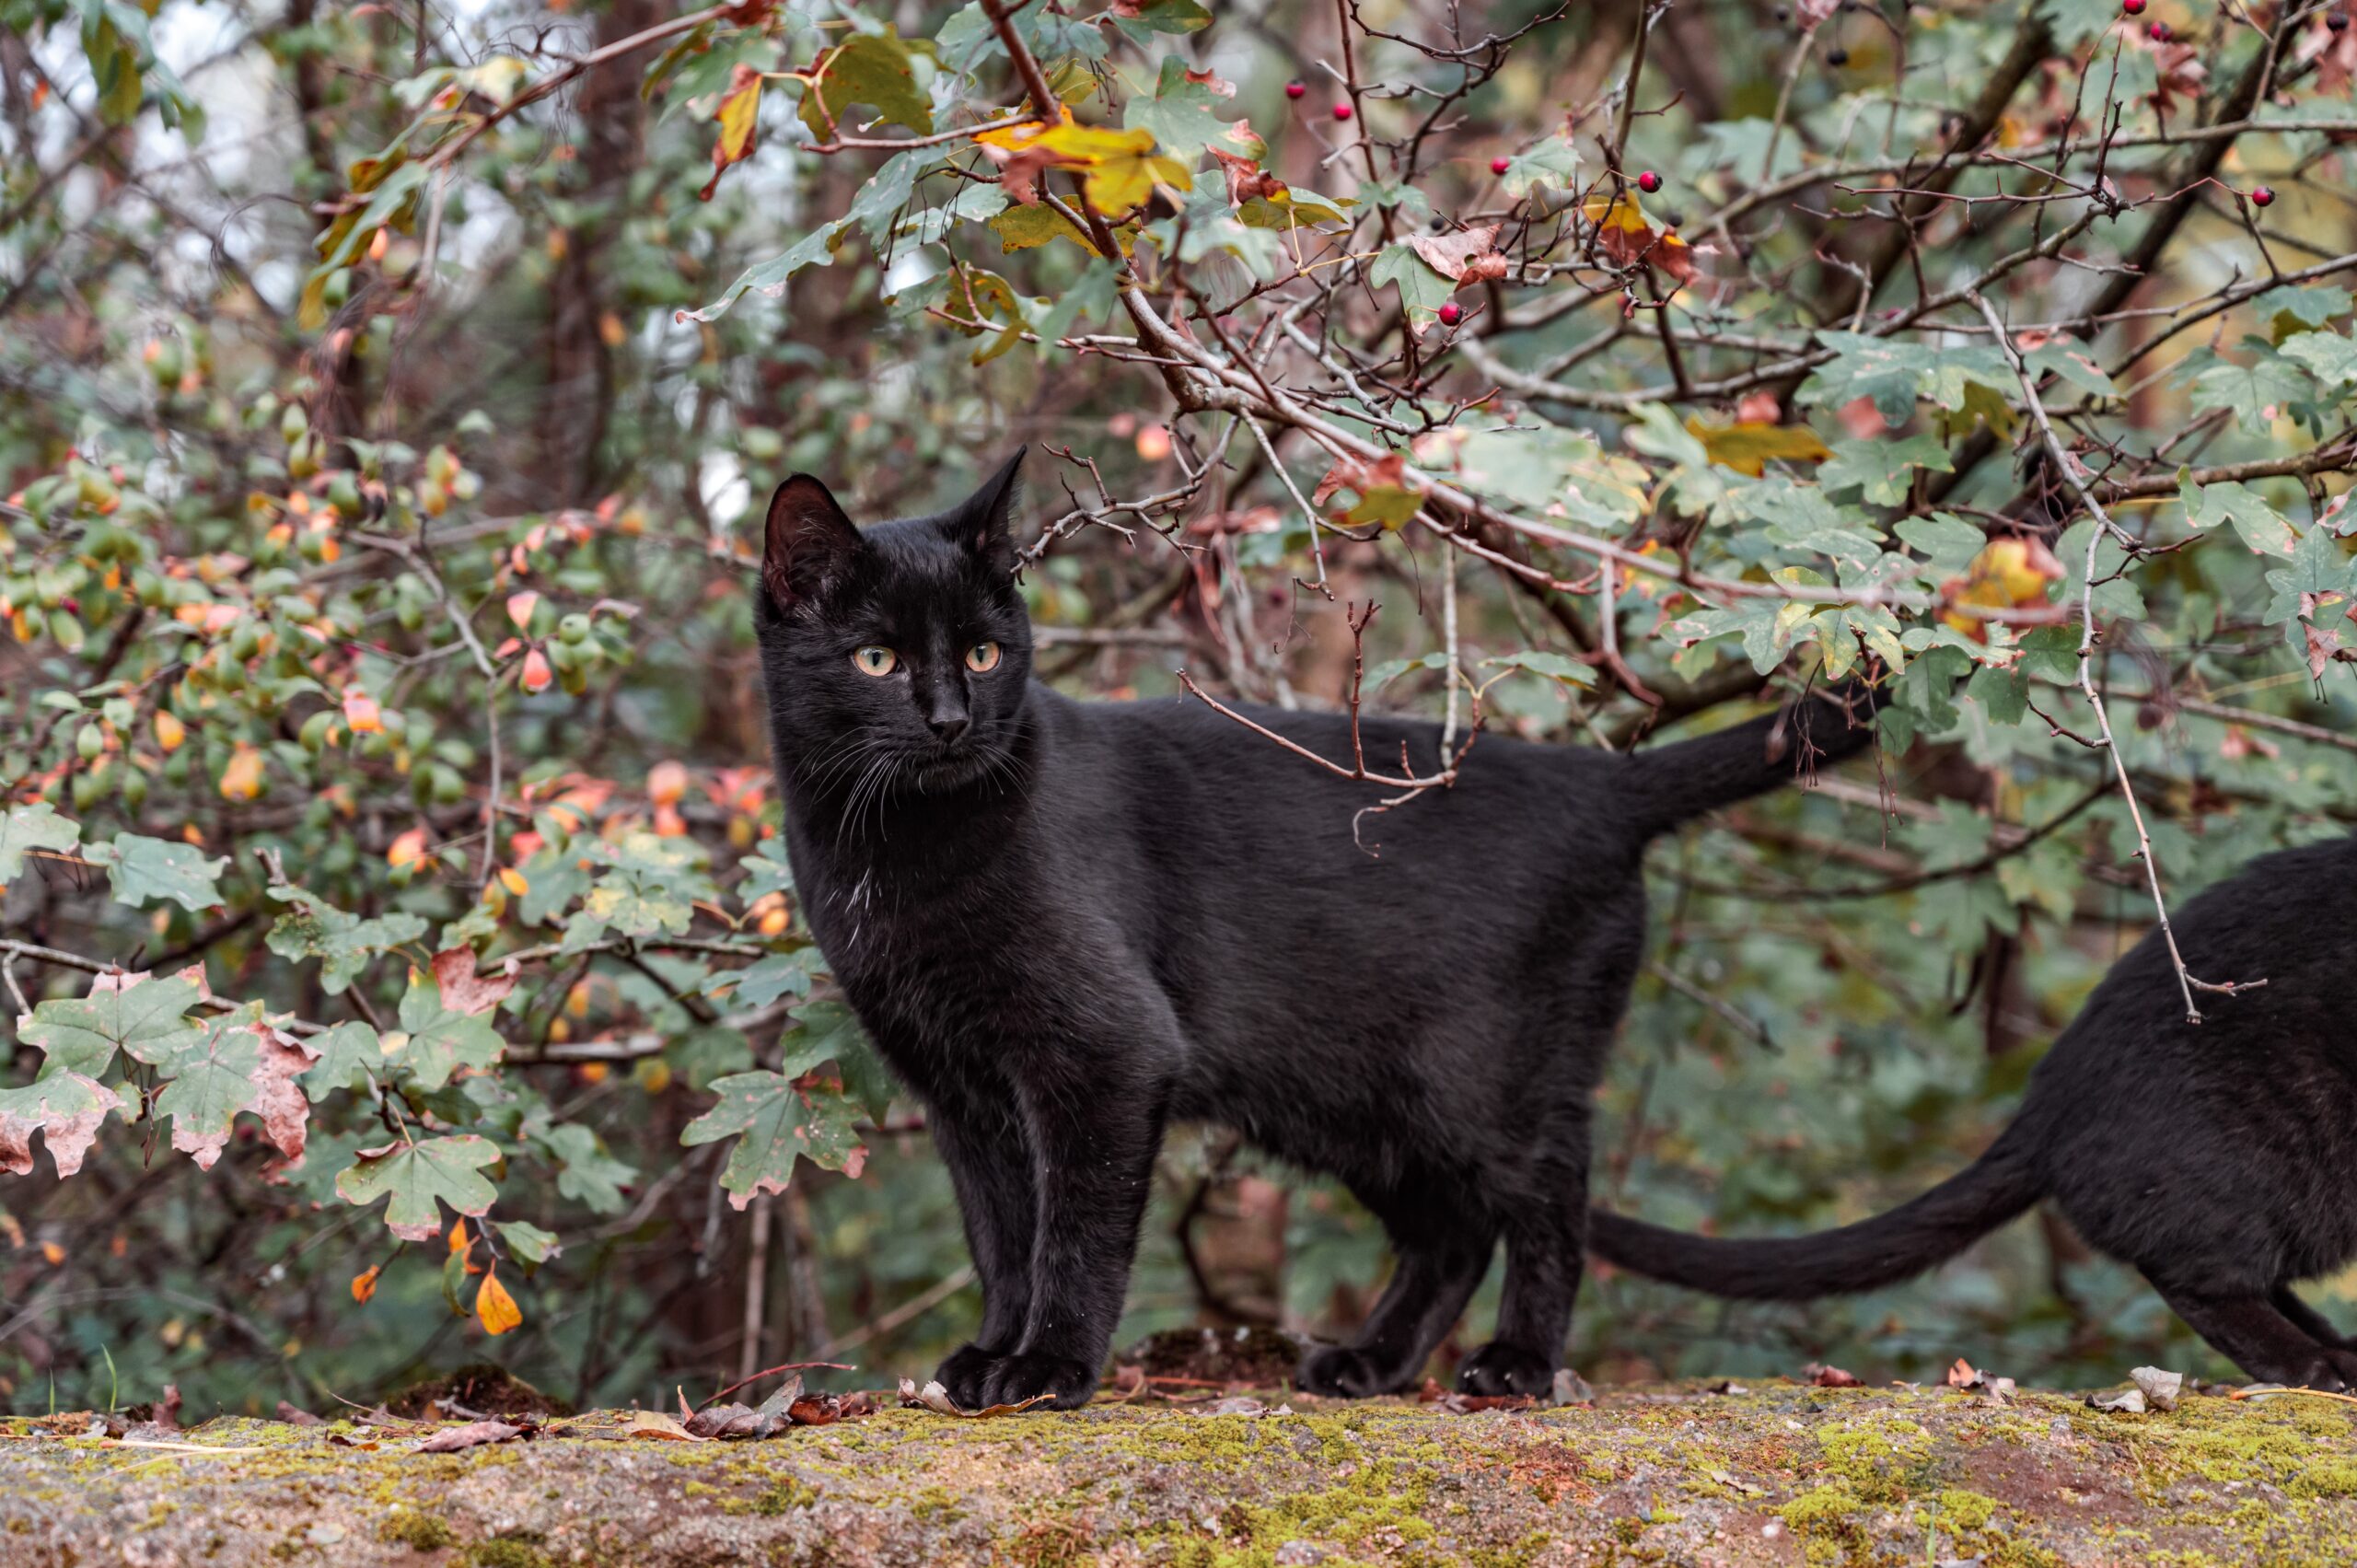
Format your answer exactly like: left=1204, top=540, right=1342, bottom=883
left=761, top=475, right=861, bottom=609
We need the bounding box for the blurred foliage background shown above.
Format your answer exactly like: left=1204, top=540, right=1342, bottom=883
left=3, top=0, right=2355, bottom=1419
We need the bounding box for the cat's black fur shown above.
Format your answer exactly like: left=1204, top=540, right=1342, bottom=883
left=1590, top=832, right=2357, bottom=1388
left=752, top=451, right=1879, bottom=1410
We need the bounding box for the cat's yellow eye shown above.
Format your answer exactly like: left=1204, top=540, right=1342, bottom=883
left=965, top=641, right=1003, bottom=673
left=852, top=646, right=898, bottom=678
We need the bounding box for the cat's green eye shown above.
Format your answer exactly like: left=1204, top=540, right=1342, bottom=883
left=852, top=646, right=898, bottom=678
left=965, top=641, right=1003, bottom=674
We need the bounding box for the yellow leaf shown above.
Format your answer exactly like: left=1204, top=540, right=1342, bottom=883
left=447, top=1216, right=470, bottom=1254
left=1940, top=536, right=2062, bottom=639
left=1684, top=418, right=1834, bottom=477
left=980, top=118, right=1190, bottom=216
left=701, top=64, right=764, bottom=201
left=1581, top=192, right=1651, bottom=235
left=476, top=1270, right=522, bottom=1336
left=219, top=744, right=265, bottom=803
left=154, top=711, right=186, bottom=752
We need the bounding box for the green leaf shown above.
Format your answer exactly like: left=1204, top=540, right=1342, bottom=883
left=0, top=803, right=80, bottom=883
left=21, top=974, right=204, bottom=1080
left=2180, top=478, right=2298, bottom=558
left=796, top=30, right=934, bottom=140
left=773, top=999, right=870, bottom=1078
left=392, top=977, right=506, bottom=1091
left=86, top=833, right=229, bottom=912
left=2025, top=342, right=2116, bottom=400
left=681, top=1070, right=868, bottom=1209
left=682, top=217, right=851, bottom=324
left=267, top=887, right=427, bottom=994
left=2279, top=331, right=2357, bottom=394
left=1109, top=0, right=1211, bottom=36
left=1480, top=649, right=1596, bottom=688
left=717, top=949, right=823, bottom=1010
left=1821, top=436, right=1955, bottom=507
left=1122, top=56, right=1260, bottom=163
left=1368, top=243, right=1455, bottom=331
left=833, top=1033, right=898, bottom=1124
left=1894, top=512, right=1987, bottom=575
left=335, top=1134, right=503, bottom=1242
left=1499, top=134, right=1581, bottom=199
left=531, top=1121, right=637, bottom=1214
left=149, top=1005, right=265, bottom=1168
left=2186, top=343, right=2313, bottom=435
left=2256, top=285, right=2351, bottom=340
left=492, top=1218, right=562, bottom=1267
left=736, top=849, right=795, bottom=904
left=300, top=1020, right=384, bottom=1103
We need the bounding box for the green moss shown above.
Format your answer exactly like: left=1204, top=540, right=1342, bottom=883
left=459, top=1541, right=551, bottom=1568
left=376, top=1509, right=456, bottom=1551
left=1778, top=1482, right=1865, bottom=1530
left=2290, top=1460, right=2357, bottom=1499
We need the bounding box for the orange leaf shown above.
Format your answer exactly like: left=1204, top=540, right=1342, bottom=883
left=343, top=689, right=384, bottom=734
left=519, top=647, right=553, bottom=694
left=647, top=760, right=689, bottom=807
left=505, top=590, right=540, bottom=632
left=700, top=64, right=763, bottom=203
left=1940, top=536, right=2063, bottom=640
left=447, top=1215, right=470, bottom=1255
left=219, top=744, right=265, bottom=803
left=476, top=1270, right=522, bottom=1336
left=352, top=1264, right=382, bottom=1304
left=388, top=827, right=429, bottom=869
left=154, top=710, right=186, bottom=752
left=1684, top=417, right=1834, bottom=477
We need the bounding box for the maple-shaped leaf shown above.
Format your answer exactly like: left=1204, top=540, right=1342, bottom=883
left=300, top=1020, right=383, bottom=1103
left=1206, top=146, right=1283, bottom=208
left=150, top=1003, right=269, bottom=1169
left=1939, top=537, right=2063, bottom=641
left=714, top=949, right=823, bottom=1010
left=390, top=974, right=506, bottom=1091
left=1122, top=55, right=1260, bottom=162
left=21, top=971, right=205, bottom=1080
left=428, top=947, right=517, bottom=1017
left=0, top=802, right=80, bottom=884
left=975, top=114, right=1190, bottom=215
left=2180, top=478, right=2298, bottom=558
left=335, top=1134, right=503, bottom=1242
left=795, top=29, right=933, bottom=140
left=0, top=1072, right=122, bottom=1177
left=681, top=1070, right=869, bottom=1210
left=1407, top=223, right=1503, bottom=283
left=85, top=833, right=229, bottom=912
left=266, top=886, right=427, bottom=994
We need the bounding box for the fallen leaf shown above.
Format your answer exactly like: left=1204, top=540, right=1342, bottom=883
left=1805, top=1364, right=1862, bottom=1388
left=2087, top=1387, right=2146, bottom=1414
left=897, top=1376, right=1051, bottom=1418
left=414, top=1419, right=527, bottom=1452
left=1550, top=1369, right=1596, bottom=1405
left=2130, top=1365, right=2183, bottom=1412
left=1945, top=1357, right=1980, bottom=1388
left=618, top=1410, right=702, bottom=1441
left=276, top=1401, right=324, bottom=1425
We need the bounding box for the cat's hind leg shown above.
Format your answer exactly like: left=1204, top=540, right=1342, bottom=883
left=2270, top=1284, right=2355, bottom=1351
left=2154, top=1282, right=2357, bottom=1389
left=1297, top=1188, right=1493, bottom=1398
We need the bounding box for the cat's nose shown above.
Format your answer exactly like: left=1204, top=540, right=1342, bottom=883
left=928, top=713, right=970, bottom=745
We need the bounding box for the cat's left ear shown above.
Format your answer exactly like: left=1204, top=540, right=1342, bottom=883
left=942, top=446, right=1025, bottom=571
left=761, top=474, right=862, bottom=610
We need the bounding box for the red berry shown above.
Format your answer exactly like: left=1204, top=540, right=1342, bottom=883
left=2147, top=19, right=2168, bottom=38
left=1491, top=157, right=1511, bottom=175
left=2122, top=0, right=2143, bottom=13
left=1285, top=79, right=1306, bottom=99
left=2252, top=185, right=2276, bottom=207
left=1637, top=169, right=1663, bottom=193
left=1437, top=302, right=1462, bottom=327
left=1331, top=102, right=1353, bottom=122
left=2332, top=14, right=2350, bottom=30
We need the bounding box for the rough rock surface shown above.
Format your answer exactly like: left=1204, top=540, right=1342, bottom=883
left=5, top=1379, right=2355, bottom=1565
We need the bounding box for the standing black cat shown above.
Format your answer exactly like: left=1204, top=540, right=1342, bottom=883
left=1590, top=832, right=2357, bottom=1389
left=752, top=449, right=1878, bottom=1410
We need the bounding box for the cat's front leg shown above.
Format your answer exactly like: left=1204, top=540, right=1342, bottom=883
left=970, top=1046, right=1170, bottom=1411
left=923, top=1081, right=1042, bottom=1410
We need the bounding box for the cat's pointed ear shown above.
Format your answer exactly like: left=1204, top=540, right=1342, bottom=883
left=761, top=474, right=861, bottom=609
left=942, top=447, right=1025, bottom=570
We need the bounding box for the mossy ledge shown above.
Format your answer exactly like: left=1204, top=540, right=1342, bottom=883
left=5, top=1382, right=2356, bottom=1565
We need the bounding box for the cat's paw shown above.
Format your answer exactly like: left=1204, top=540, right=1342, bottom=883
left=1456, top=1342, right=1558, bottom=1399
left=1295, top=1344, right=1403, bottom=1399
left=970, top=1351, right=1099, bottom=1411
left=933, top=1342, right=1005, bottom=1411
left=2294, top=1348, right=2357, bottom=1393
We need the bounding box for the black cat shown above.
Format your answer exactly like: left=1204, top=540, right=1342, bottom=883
left=752, top=449, right=1879, bottom=1410
left=1590, top=832, right=2357, bottom=1389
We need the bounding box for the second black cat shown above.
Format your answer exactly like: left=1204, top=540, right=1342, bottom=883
left=753, top=450, right=1880, bottom=1409
left=1591, top=832, right=2357, bottom=1389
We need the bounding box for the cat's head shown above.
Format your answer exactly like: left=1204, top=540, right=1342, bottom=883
left=752, top=448, right=1034, bottom=796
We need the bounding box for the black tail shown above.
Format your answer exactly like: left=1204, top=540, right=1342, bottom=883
left=1587, top=1121, right=2045, bottom=1300
left=1623, top=680, right=1886, bottom=839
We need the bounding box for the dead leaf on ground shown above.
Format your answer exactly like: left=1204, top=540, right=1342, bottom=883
left=414, top=1419, right=529, bottom=1453
left=2130, top=1366, right=2184, bottom=1411
left=1805, top=1364, right=1862, bottom=1388
left=1417, top=1377, right=1533, bottom=1414
left=2088, top=1387, right=2147, bottom=1414
left=1550, top=1369, right=1596, bottom=1405
left=897, top=1376, right=1051, bottom=1418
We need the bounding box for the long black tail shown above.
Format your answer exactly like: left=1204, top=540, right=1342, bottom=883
left=1587, top=1120, right=2045, bottom=1300
left=1623, top=681, right=1886, bottom=839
